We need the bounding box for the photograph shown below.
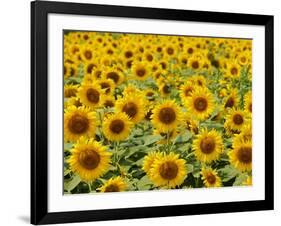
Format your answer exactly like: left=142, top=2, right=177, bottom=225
left=63, top=31, right=253, bottom=194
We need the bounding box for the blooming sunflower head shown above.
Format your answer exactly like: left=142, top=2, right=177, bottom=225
left=68, top=137, right=111, bottom=182
left=180, top=81, right=195, bottom=101
left=201, top=168, right=222, bottom=187
left=115, top=94, right=146, bottom=124
left=98, top=176, right=127, bottom=192
left=244, top=91, right=252, bottom=113
left=192, top=128, right=223, bottom=163
left=64, top=84, right=79, bottom=98
left=224, top=109, right=250, bottom=133
left=131, top=61, right=151, bottom=81
left=64, top=105, right=96, bottom=142
left=228, top=139, right=252, bottom=172
left=78, top=82, right=104, bottom=109
left=151, top=100, right=183, bottom=133
left=97, top=78, right=115, bottom=96
left=102, top=112, right=133, bottom=142
left=185, top=87, right=215, bottom=120
left=150, top=152, right=187, bottom=188
left=224, top=88, right=239, bottom=109
left=142, top=151, right=163, bottom=177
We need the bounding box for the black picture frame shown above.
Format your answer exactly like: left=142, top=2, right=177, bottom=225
left=31, top=0, right=274, bottom=224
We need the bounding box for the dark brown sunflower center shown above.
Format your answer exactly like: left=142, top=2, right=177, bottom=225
left=194, top=97, right=208, bottom=112
left=237, top=147, right=252, bottom=164
left=163, top=85, right=170, bottom=94
left=104, top=100, right=114, bottom=108
left=100, top=82, right=111, bottom=94
left=158, top=107, right=176, bottom=124
left=249, top=103, right=252, bottom=112
left=87, top=63, right=95, bottom=74
left=200, top=137, right=216, bottom=154
left=187, top=48, right=193, bottom=54
left=160, top=62, right=167, bottom=69
left=136, top=68, right=146, bottom=77
left=68, top=114, right=89, bottom=134
left=104, top=184, right=120, bottom=192
left=184, top=88, right=193, bottom=97
left=233, top=114, right=244, bottom=125
left=192, top=61, right=199, bottom=69
left=106, top=72, right=119, bottom=84
left=64, top=88, right=77, bottom=98
left=159, top=161, right=178, bottom=180
left=225, top=97, right=234, bottom=108
left=125, top=51, right=133, bottom=58
left=84, top=50, right=92, bottom=60
left=167, top=47, right=174, bottom=55
left=206, top=173, right=216, bottom=184
left=122, top=102, right=138, bottom=118
left=241, top=57, right=246, bottom=63
left=86, top=88, right=100, bottom=103
left=79, top=149, right=100, bottom=170
left=231, top=67, right=238, bottom=75
left=109, top=119, right=125, bottom=134
left=146, top=54, right=153, bottom=61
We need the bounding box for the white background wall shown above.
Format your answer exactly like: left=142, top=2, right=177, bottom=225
left=0, top=0, right=279, bottom=225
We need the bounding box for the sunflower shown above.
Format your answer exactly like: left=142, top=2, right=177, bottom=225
left=185, top=87, right=215, bottom=120
left=224, top=88, right=239, bottom=109
left=142, top=151, right=162, bottom=177
left=182, top=113, right=199, bottom=135
left=65, top=97, right=82, bottom=108
left=233, top=123, right=252, bottom=146
left=103, top=67, right=124, bottom=85
left=80, top=45, right=94, bottom=62
left=98, top=176, right=127, bottom=192
left=122, top=84, right=142, bottom=97
left=102, top=112, right=133, bottom=141
left=64, top=84, right=79, bottom=98
left=131, top=61, right=151, bottom=81
left=64, top=106, right=96, bottom=142
left=192, top=129, right=223, bottom=163
left=188, top=56, right=202, bottom=70
left=224, top=109, right=250, bottom=133
left=101, top=95, right=116, bottom=108
left=115, top=94, right=146, bottom=124
left=151, top=100, right=182, bottom=133
left=68, top=137, right=111, bottom=182
left=227, top=62, right=241, bottom=79
left=78, top=83, right=104, bottom=109
left=180, top=81, right=195, bottom=101
left=201, top=168, right=222, bottom=187
left=159, top=83, right=172, bottom=97
left=229, top=139, right=252, bottom=172
left=150, top=152, right=187, bottom=188
left=244, top=91, right=252, bottom=113
left=144, top=89, right=157, bottom=102
left=97, top=78, right=115, bottom=95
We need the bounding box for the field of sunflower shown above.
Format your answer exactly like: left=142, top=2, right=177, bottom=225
left=63, top=31, right=252, bottom=194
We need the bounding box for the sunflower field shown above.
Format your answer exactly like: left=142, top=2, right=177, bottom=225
left=63, top=31, right=252, bottom=194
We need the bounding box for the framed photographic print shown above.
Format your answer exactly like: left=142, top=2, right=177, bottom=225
left=31, top=0, right=274, bottom=224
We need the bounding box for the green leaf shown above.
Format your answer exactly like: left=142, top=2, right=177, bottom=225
left=233, top=173, right=248, bottom=186
left=218, top=165, right=239, bottom=182
left=186, top=164, right=194, bottom=174
left=175, top=131, right=192, bottom=143
left=136, top=175, right=152, bottom=190
left=64, top=174, right=81, bottom=192
left=143, top=135, right=162, bottom=146
left=64, top=143, right=73, bottom=151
